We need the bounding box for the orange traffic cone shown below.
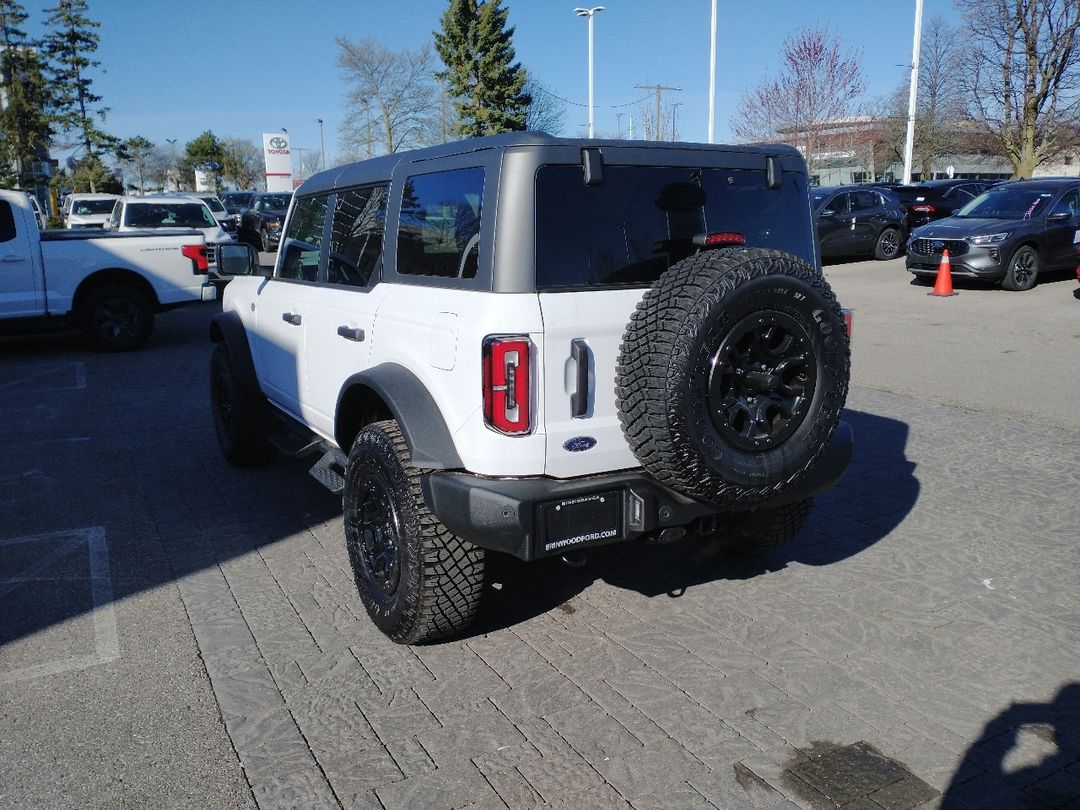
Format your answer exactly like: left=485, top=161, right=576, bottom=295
left=929, top=248, right=958, bottom=297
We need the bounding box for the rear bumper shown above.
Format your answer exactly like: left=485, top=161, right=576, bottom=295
left=422, top=421, right=853, bottom=561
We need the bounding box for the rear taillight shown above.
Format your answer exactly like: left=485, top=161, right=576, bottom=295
left=182, top=244, right=209, bottom=274
left=693, top=231, right=747, bottom=248
left=841, top=308, right=854, bottom=339
left=911, top=204, right=936, bottom=213
left=483, top=336, right=532, bottom=435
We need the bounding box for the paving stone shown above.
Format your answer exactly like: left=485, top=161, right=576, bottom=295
left=374, top=759, right=497, bottom=810
left=418, top=699, right=527, bottom=767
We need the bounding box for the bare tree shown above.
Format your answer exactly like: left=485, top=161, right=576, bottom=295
left=220, top=137, right=263, bottom=190
left=874, top=17, right=968, bottom=179
left=522, top=73, right=565, bottom=135
left=731, top=26, right=865, bottom=177
left=337, top=37, right=439, bottom=156
left=957, top=0, right=1080, bottom=178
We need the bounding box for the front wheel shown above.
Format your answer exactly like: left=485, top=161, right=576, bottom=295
left=1002, top=245, right=1039, bottom=291
left=343, top=420, right=485, bottom=644
left=79, top=285, right=154, bottom=351
left=210, top=344, right=274, bottom=465
left=873, top=227, right=902, bottom=260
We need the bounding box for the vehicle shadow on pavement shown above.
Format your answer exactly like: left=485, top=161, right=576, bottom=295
left=468, top=407, right=917, bottom=637
left=938, top=682, right=1080, bottom=809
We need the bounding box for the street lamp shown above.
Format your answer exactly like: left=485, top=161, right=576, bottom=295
left=574, top=6, right=604, bottom=138
left=671, top=102, right=683, bottom=141
left=317, top=118, right=326, bottom=172
left=165, top=138, right=177, bottom=191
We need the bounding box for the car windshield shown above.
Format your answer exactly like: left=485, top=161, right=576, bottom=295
left=124, top=203, right=217, bottom=229
left=73, top=199, right=117, bottom=215
left=956, top=187, right=1055, bottom=220
left=200, top=196, right=226, bottom=213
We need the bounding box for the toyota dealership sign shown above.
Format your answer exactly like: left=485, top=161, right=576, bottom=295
left=263, top=132, right=293, bottom=192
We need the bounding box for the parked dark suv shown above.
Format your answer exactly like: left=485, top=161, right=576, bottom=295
left=886, top=179, right=995, bottom=231
left=811, top=185, right=906, bottom=261
left=238, top=191, right=292, bottom=252
left=906, top=178, right=1080, bottom=290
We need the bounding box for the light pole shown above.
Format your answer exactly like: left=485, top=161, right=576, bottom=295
left=574, top=6, right=604, bottom=138
left=902, top=0, right=924, bottom=184
left=671, top=102, right=683, bottom=141
left=317, top=118, right=327, bottom=172
left=707, top=0, right=717, bottom=143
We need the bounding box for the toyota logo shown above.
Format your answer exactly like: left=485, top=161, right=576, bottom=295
left=269, top=137, right=288, bottom=149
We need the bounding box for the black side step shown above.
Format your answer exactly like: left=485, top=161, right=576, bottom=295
left=309, top=449, right=348, bottom=494
left=269, top=426, right=322, bottom=459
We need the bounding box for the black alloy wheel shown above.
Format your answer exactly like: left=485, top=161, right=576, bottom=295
left=1002, top=245, right=1039, bottom=291
left=874, top=227, right=901, bottom=260
left=80, top=285, right=153, bottom=351
left=350, top=472, right=402, bottom=598
left=707, top=311, right=815, bottom=452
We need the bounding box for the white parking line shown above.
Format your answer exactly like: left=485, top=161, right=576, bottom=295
left=0, top=526, right=119, bottom=684
left=0, top=361, right=87, bottom=393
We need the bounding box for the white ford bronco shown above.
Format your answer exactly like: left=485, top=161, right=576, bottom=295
left=210, top=133, right=853, bottom=644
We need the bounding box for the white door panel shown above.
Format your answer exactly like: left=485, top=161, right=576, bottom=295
left=538, top=289, right=645, bottom=478
left=250, top=280, right=316, bottom=417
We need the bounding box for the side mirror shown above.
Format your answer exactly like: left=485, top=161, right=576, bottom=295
left=214, top=242, right=265, bottom=276
left=1047, top=211, right=1071, bottom=222
left=821, top=208, right=836, bottom=217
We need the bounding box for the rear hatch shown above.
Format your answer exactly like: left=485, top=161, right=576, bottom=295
left=533, top=159, right=816, bottom=478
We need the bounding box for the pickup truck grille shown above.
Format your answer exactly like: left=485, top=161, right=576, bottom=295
left=911, top=238, right=969, bottom=257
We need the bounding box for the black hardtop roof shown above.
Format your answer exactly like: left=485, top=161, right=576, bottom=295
left=297, top=131, right=804, bottom=197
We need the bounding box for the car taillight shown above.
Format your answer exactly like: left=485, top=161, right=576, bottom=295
left=483, top=336, right=532, bottom=435
left=182, top=244, right=209, bottom=274
left=841, top=307, right=854, bottom=339
left=911, top=204, right=936, bottom=213
left=693, top=231, right=747, bottom=248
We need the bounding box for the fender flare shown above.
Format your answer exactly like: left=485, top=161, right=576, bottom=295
left=337, top=364, right=463, bottom=470
left=209, top=310, right=259, bottom=391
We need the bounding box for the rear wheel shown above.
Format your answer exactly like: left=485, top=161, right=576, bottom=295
left=706, top=498, right=813, bottom=555
left=1002, top=245, right=1039, bottom=291
left=873, top=227, right=901, bottom=260
left=343, top=420, right=485, bottom=644
left=79, top=285, right=154, bottom=351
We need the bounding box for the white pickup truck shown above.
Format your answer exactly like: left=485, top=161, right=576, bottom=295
left=0, top=189, right=216, bottom=350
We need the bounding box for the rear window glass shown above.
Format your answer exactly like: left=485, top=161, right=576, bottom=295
left=397, top=167, right=483, bottom=278
left=536, top=165, right=814, bottom=289
left=72, top=199, right=116, bottom=215
left=124, top=202, right=216, bottom=229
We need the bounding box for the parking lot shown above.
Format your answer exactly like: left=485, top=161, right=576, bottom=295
left=1, top=257, right=1078, bottom=809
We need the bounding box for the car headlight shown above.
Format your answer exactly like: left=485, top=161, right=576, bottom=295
left=968, top=232, right=1010, bottom=245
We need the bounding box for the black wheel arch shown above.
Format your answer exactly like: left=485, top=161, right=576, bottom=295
left=209, top=310, right=260, bottom=392
left=336, top=364, right=463, bottom=470
left=72, top=268, right=160, bottom=318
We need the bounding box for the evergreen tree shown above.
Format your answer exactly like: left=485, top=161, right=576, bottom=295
left=0, top=0, right=52, bottom=186
left=180, top=130, right=224, bottom=190
left=41, top=0, right=116, bottom=159
left=434, top=0, right=530, bottom=137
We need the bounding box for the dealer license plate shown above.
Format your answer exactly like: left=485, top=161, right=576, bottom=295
left=539, top=491, right=621, bottom=555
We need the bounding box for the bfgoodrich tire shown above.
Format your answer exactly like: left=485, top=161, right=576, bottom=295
left=210, top=344, right=274, bottom=465
left=616, top=248, right=849, bottom=507
left=343, top=420, right=485, bottom=644
left=79, top=285, right=154, bottom=351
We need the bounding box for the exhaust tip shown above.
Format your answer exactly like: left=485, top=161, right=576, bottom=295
left=560, top=551, right=587, bottom=568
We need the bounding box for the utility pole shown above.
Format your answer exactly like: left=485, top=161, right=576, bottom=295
left=574, top=7, right=605, bottom=138
left=708, top=0, right=717, bottom=143
left=317, top=118, right=326, bottom=172
left=635, top=83, right=681, bottom=140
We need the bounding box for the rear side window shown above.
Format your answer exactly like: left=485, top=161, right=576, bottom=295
left=277, top=195, right=327, bottom=282
left=397, top=167, right=483, bottom=278
left=328, top=185, right=388, bottom=287
left=535, top=165, right=815, bottom=289
left=0, top=201, right=15, bottom=242
left=851, top=190, right=881, bottom=210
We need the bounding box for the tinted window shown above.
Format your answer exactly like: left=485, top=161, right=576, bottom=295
left=277, top=195, right=326, bottom=282
left=536, top=165, right=815, bottom=290
left=0, top=201, right=15, bottom=242
left=1050, top=189, right=1080, bottom=217
left=124, top=202, right=216, bottom=228
left=851, top=190, right=880, bottom=211
left=73, top=199, right=116, bottom=215
left=328, top=185, right=389, bottom=287
left=397, top=167, right=484, bottom=278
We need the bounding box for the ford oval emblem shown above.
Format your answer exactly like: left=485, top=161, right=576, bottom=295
left=563, top=436, right=597, bottom=452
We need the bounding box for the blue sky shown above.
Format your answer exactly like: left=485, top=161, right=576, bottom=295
left=28, top=0, right=957, bottom=171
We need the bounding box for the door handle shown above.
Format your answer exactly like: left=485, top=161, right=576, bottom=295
left=0, top=254, right=22, bottom=263
left=337, top=325, right=365, bottom=342
left=282, top=312, right=302, bottom=325
left=570, top=339, right=590, bottom=418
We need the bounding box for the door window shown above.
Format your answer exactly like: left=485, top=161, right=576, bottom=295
left=277, top=194, right=327, bottom=282
left=0, top=201, right=15, bottom=242
left=327, top=185, right=388, bottom=287
left=851, top=190, right=881, bottom=211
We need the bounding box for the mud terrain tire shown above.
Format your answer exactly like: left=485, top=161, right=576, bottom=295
left=616, top=248, right=849, bottom=507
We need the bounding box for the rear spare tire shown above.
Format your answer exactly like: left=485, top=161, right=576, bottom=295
left=616, top=247, right=849, bottom=507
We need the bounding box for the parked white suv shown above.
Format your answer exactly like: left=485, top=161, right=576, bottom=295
left=62, top=192, right=119, bottom=228
left=106, top=194, right=231, bottom=244
left=210, top=133, right=853, bottom=644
